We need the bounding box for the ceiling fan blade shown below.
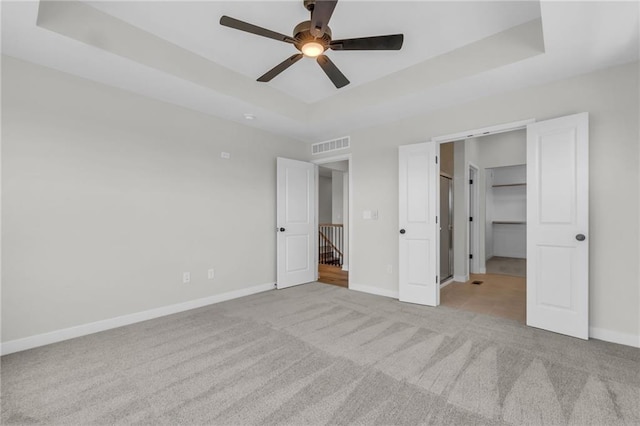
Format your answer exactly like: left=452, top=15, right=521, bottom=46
left=330, top=34, right=404, bottom=51
left=220, top=16, right=296, bottom=44
left=257, top=54, right=304, bottom=82
left=310, top=0, right=338, bottom=37
left=316, top=55, right=349, bottom=89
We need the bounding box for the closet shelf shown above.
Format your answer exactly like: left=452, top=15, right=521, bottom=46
left=492, top=183, right=526, bottom=187
left=492, top=221, right=526, bottom=225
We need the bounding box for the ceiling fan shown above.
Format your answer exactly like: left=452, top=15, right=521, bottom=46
left=220, top=0, right=404, bottom=89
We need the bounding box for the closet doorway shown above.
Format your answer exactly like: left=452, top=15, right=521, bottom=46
left=439, top=130, right=527, bottom=323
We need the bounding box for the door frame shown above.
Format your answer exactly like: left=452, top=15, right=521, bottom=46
left=432, top=119, right=535, bottom=299
left=439, top=174, right=454, bottom=286
left=468, top=163, right=480, bottom=274
left=312, top=154, right=353, bottom=285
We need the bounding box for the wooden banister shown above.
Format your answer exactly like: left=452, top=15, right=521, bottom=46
left=318, top=224, right=344, bottom=266
left=319, top=230, right=343, bottom=257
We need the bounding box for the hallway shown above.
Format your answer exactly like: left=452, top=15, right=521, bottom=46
left=318, top=264, right=348, bottom=288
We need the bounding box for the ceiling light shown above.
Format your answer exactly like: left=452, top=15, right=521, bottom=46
left=301, top=41, right=324, bottom=58
left=243, top=113, right=255, bottom=120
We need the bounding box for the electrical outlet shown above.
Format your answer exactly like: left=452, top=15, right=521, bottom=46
left=207, top=269, right=215, bottom=280
left=183, top=272, right=190, bottom=284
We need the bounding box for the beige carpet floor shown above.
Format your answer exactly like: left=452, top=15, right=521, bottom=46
left=2, top=283, right=639, bottom=425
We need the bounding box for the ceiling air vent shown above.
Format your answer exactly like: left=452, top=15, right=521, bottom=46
left=311, top=136, right=350, bottom=155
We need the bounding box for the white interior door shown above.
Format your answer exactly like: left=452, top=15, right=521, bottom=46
left=526, top=113, right=589, bottom=339
left=399, top=142, right=439, bottom=306
left=277, top=158, right=316, bottom=289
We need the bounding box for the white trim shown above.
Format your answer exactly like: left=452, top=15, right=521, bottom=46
left=454, top=274, right=469, bottom=283
left=350, top=283, right=399, bottom=299
left=314, top=165, right=320, bottom=282
left=468, top=163, right=480, bottom=274
left=312, top=153, right=352, bottom=164
left=312, top=154, right=353, bottom=289
left=432, top=118, right=535, bottom=144
left=439, top=278, right=454, bottom=289
left=0, top=282, right=275, bottom=355
left=341, top=264, right=349, bottom=271
left=478, top=267, right=487, bottom=274
left=589, top=327, right=640, bottom=348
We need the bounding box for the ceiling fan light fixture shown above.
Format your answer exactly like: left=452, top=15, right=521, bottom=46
left=301, top=41, right=324, bottom=57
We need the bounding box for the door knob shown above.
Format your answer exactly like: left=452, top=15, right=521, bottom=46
left=279, top=227, right=285, bottom=232
left=576, top=234, right=586, bottom=241
left=400, top=229, right=406, bottom=234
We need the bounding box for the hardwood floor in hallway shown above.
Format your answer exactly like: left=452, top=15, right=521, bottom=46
left=318, top=264, right=348, bottom=288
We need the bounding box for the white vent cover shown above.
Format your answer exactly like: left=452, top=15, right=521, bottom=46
left=311, top=136, right=350, bottom=155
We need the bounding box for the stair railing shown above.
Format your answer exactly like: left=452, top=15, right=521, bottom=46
left=319, top=224, right=344, bottom=266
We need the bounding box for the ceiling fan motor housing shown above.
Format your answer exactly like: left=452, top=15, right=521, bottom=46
left=303, top=0, right=316, bottom=12
left=293, top=20, right=332, bottom=53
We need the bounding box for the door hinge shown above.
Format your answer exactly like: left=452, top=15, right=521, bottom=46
left=469, top=179, right=474, bottom=184
left=436, top=216, right=438, bottom=224
left=436, top=276, right=439, bottom=283
left=435, top=156, right=438, bottom=164
left=469, top=254, right=473, bottom=259
left=469, top=217, right=473, bottom=222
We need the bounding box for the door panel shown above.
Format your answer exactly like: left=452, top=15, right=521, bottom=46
left=399, top=142, right=438, bottom=306
left=538, top=129, right=576, bottom=223
left=285, top=235, right=310, bottom=272
left=277, top=158, right=316, bottom=289
left=285, top=167, right=311, bottom=223
left=526, top=113, right=588, bottom=339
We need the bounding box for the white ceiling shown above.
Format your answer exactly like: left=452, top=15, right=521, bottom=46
left=2, top=1, right=639, bottom=142
left=84, top=1, right=542, bottom=103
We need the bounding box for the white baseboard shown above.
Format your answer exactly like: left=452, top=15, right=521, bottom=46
left=439, top=278, right=454, bottom=289
left=1, top=282, right=275, bottom=356
left=589, top=327, right=640, bottom=348
left=349, top=283, right=398, bottom=299
left=453, top=275, right=469, bottom=283
left=342, top=264, right=349, bottom=271
left=477, top=267, right=487, bottom=274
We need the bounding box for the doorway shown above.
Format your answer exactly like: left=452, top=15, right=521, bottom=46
left=398, top=114, right=589, bottom=339
left=439, top=132, right=527, bottom=323
left=314, top=156, right=351, bottom=288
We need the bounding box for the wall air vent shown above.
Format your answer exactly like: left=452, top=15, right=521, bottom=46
left=311, top=136, right=350, bottom=155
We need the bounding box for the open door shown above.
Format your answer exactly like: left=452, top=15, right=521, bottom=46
left=398, top=142, right=439, bottom=306
left=277, top=158, right=316, bottom=289
left=526, top=113, right=589, bottom=339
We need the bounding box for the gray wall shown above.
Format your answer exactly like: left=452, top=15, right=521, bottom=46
left=331, top=171, right=344, bottom=224
left=311, top=61, right=640, bottom=339
left=318, top=175, right=333, bottom=223
left=1, top=57, right=306, bottom=342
